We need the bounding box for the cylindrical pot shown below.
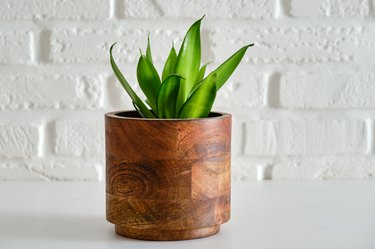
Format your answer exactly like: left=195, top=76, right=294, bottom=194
left=105, top=110, right=231, bottom=241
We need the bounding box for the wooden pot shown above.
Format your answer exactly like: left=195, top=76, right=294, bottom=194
left=105, top=111, right=231, bottom=241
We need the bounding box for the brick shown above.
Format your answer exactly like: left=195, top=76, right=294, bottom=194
left=0, top=160, right=103, bottom=181
left=54, top=121, right=104, bottom=157
left=280, top=70, right=375, bottom=109
left=232, top=156, right=258, bottom=181
left=106, top=73, right=140, bottom=110
left=245, top=120, right=366, bottom=156
left=123, top=0, right=163, bottom=18
left=213, top=66, right=265, bottom=111
left=50, top=28, right=183, bottom=64
left=0, top=75, right=103, bottom=110
left=289, top=0, right=328, bottom=17
left=0, top=0, right=109, bottom=20
left=290, top=0, right=370, bottom=17
left=245, top=121, right=278, bottom=155
left=37, top=160, right=103, bottom=181
left=38, top=166, right=102, bottom=181
left=0, top=162, right=42, bottom=180
left=154, top=0, right=276, bottom=19
left=231, top=120, right=244, bottom=156
left=328, top=0, right=369, bottom=17
left=271, top=157, right=375, bottom=180
left=0, top=31, right=31, bottom=64
left=0, top=123, right=39, bottom=157
left=231, top=157, right=375, bottom=181
left=210, top=25, right=375, bottom=64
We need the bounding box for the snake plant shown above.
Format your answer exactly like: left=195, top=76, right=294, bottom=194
left=110, top=17, right=253, bottom=119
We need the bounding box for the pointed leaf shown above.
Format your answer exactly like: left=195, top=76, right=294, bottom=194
left=137, top=54, right=161, bottom=112
left=209, top=44, right=254, bottom=90
left=188, top=64, right=213, bottom=98
left=110, top=43, right=155, bottom=118
left=132, top=102, right=145, bottom=118
left=146, top=34, right=153, bottom=64
left=145, top=98, right=151, bottom=107
left=191, top=61, right=211, bottom=93
left=157, top=75, right=181, bottom=118
left=178, top=73, right=216, bottom=119
left=162, top=45, right=177, bottom=81
left=196, top=62, right=209, bottom=84
left=175, top=16, right=203, bottom=112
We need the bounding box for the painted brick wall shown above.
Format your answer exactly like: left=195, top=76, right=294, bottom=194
left=1, top=0, right=375, bottom=181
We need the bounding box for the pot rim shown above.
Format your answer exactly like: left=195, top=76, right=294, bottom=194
left=105, top=110, right=231, bottom=121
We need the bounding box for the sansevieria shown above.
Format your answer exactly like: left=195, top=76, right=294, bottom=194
left=110, top=16, right=254, bottom=119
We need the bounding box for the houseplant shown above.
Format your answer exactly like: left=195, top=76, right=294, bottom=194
left=106, top=17, right=253, bottom=241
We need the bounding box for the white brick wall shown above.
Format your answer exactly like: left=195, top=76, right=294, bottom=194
left=245, top=119, right=366, bottom=155
left=54, top=120, right=104, bottom=156
left=280, top=68, right=375, bottom=108
left=0, top=0, right=110, bottom=20
left=0, top=75, right=103, bottom=109
left=290, top=0, right=370, bottom=17
left=0, top=123, right=40, bottom=157
left=1, top=0, right=375, bottom=181
left=0, top=31, right=31, bottom=64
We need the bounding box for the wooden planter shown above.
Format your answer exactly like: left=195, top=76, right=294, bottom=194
left=105, top=110, right=231, bottom=241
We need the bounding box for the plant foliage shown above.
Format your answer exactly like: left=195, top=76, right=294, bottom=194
left=110, top=17, right=253, bottom=119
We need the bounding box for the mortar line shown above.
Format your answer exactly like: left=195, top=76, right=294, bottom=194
left=241, top=122, right=247, bottom=155
left=365, top=118, right=374, bottom=155
left=275, top=0, right=289, bottom=19
left=37, top=122, right=46, bottom=158
left=265, top=71, right=281, bottom=108
left=29, top=31, right=37, bottom=65
left=109, top=0, right=117, bottom=20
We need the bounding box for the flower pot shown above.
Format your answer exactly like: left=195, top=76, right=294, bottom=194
left=105, top=110, right=231, bottom=241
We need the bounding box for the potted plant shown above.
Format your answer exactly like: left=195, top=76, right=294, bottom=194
left=105, top=16, right=253, bottom=241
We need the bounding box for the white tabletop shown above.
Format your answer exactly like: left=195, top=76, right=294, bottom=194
left=0, top=181, right=374, bottom=249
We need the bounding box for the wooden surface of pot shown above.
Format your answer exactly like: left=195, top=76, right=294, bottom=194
left=105, top=111, right=231, bottom=241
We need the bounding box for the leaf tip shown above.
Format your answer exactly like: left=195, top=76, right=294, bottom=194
left=147, top=33, right=151, bottom=48
left=110, top=42, right=117, bottom=52
left=191, top=15, right=205, bottom=28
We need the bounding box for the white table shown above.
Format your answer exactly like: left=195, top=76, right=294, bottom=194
left=0, top=181, right=374, bottom=249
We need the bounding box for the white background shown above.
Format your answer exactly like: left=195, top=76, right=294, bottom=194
left=1, top=0, right=375, bottom=181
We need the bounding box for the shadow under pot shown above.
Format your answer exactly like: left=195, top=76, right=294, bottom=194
left=105, top=110, right=231, bottom=241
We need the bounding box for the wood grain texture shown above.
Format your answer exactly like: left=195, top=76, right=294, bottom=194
left=115, top=225, right=220, bottom=241
left=105, top=111, right=231, bottom=241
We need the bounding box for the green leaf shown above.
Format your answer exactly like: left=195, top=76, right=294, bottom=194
left=132, top=102, right=145, bottom=118
left=178, top=73, right=216, bottom=119
left=209, top=43, right=254, bottom=90
left=136, top=53, right=161, bottom=113
left=110, top=43, right=155, bottom=118
left=188, top=63, right=212, bottom=97
left=162, top=45, right=177, bottom=81
left=146, top=34, right=153, bottom=64
left=175, top=16, right=203, bottom=112
left=145, top=98, right=151, bottom=107
left=157, top=75, right=182, bottom=118
left=196, top=62, right=209, bottom=84
left=191, top=62, right=211, bottom=93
